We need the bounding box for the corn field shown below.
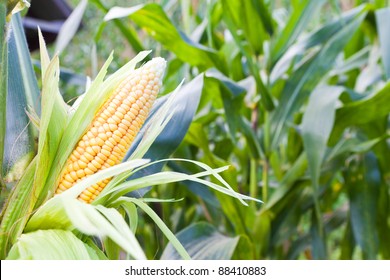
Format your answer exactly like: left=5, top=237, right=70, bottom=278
left=1, top=0, right=390, bottom=260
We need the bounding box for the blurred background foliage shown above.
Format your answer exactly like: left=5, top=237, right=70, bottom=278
left=2, top=0, right=390, bottom=259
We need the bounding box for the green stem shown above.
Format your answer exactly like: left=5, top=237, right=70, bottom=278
left=262, top=159, right=269, bottom=203
left=206, top=0, right=214, bottom=48
left=312, top=181, right=327, bottom=259
left=263, top=110, right=270, bottom=153
left=262, top=110, right=271, bottom=203
left=180, top=0, right=190, bottom=34
left=249, top=158, right=257, bottom=208
left=0, top=3, right=8, bottom=189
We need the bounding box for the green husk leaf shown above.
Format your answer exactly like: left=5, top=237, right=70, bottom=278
left=7, top=229, right=99, bottom=260
left=25, top=159, right=150, bottom=231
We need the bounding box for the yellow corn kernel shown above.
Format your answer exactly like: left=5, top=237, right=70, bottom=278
left=56, top=57, right=166, bottom=203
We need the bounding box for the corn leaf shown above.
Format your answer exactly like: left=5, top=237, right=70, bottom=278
left=302, top=86, right=343, bottom=259
left=104, top=4, right=224, bottom=72
left=161, top=222, right=239, bottom=260
left=330, top=81, right=390, bottom=144
left=55, top=0, right=87, bottom=54
left=345, top=153, right=380, bottom=259
left=11, top=14, right=40, bottom=114
left=0, top=50, right=62, bottom=259
left=376, top=7, right=390, bottom=79
left=204, top=71, right=247, bottom=145
left=119, top=201, right=138, bottom=233
left=91, top=0, right=144, bottom=52
left=301, top=86, right=344, bottom=188
left=3, top=14, right=38, bottom=183
left=0, top=3, right=7, bottom=188
left=97, top=158, right=259, bottom=206
left=271, top=0, right=326, bottom=64
left=7, top=229, right=100, bottom=260
left=222, top=11, right=274, bottom=111
left=271, top=6, right=368, bottom=82
left=0, top=157, right=36, bottom=259
left=270, top=7, right=367, bottom=149
left=128, top=80, right=183, bottom=161
left=114, top=197, right=191, bottom=260
left=220, top=0, right=269, bottom=55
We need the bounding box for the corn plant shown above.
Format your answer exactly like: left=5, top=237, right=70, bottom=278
left=96, top=0, right=390, bottom=259
left=0, top=2, right=258, bottom=260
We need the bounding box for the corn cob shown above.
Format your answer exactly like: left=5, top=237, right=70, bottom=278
left=55, top=58, right=166, bottom=203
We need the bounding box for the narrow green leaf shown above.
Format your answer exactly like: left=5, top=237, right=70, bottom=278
left=3, top=14, right=38, bottom=182
left=0, top=2, right=8, bottom=188
left=221, top=0, right=268, bottom=54
left=91, top=0, right=144, bottom=52
left=345, top=153, right=380, bottom=259
left=232, top=234, right=255, bottom=260
left=271, top=0, right=326, bottom=64
left=271, top=5, right=367, bottom=82
left=330, top=81, right=390, bottom=144
left=98, top=158, right=258, bottom=206
left=116, top=197, right=191, bottom=260
left=96, top=205, right=146, bottom=259
left=325, top=136, right=386, bottom=162
left=222, top=11, right=274, bottom=110
left=250, top=0, right=274, bottom=35
left=161, top=222, right=239, bottom=260
left=204, top=71, right=245, bottom=143
left=271, top=8, right=367, bottom=149
left=104, top=4, right=224, bottom=71
left=55, top=0, right=87, bottom=54
left=302, top=86, right=344, bottom=187
left=376, top=7, right=390, bottom=79
left=120, top=201, right=138, bottom=233
left=340, top=221, right=355, bottom=259
left=10, top=14, right=40, bottom=114
left=265, top=153, right=307, bottom=210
